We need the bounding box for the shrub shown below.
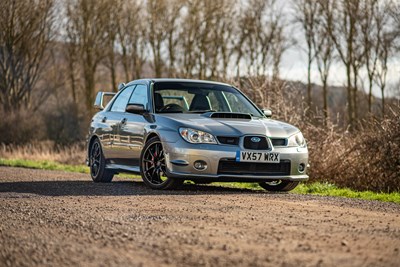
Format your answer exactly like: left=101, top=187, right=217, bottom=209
left=326, top=111, right=400, bottom=192
left=236, top=77, right=400, bottom=193
left=42, top=102, right=87, bottom=145
left=0, top=108, right=44, bottom=144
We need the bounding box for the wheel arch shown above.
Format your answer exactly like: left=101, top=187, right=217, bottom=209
left=87, top=135, right=100, bottom=161
left=145, top=132, right=160, bottom=143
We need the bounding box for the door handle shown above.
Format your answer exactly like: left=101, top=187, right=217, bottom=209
left=120, top=118, right=127, bottom=124
left=101, top=116, right=107, bottom=123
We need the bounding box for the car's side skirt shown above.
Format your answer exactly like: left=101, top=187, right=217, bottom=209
left=106, top=164, right=141, bottom=174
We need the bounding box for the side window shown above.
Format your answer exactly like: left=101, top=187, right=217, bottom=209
left=128, top=84, right=148, bottom=107
left=110, top=86, right=135, bottom=112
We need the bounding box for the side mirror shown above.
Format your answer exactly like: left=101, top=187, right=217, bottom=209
left=118, top=83, right=125, bottom=91
left=263, top=108, right=272, bottom=118
left=126, top=104, right=145, bottom=114
left=94, top=92, right=116, bottom=110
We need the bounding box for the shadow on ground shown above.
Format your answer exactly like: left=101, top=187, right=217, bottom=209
left=0, top=180, right=270, bottom=197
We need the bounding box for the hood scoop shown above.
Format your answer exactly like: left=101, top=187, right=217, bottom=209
left=203, top=112, right=252, bottom=120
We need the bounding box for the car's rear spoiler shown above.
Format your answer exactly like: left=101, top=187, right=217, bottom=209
left=94, top=92, right=116, bottom=110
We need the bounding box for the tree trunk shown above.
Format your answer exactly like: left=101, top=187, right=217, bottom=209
left=110, top=63, right=117, bottom=92
left=307, top=55, right=312, bottom=110
left=322, top=79, right=328, bottom=125
left=84, top=68, right=96, bottom=115
left=352, top=65, right=359, bottom=123
left=346, top=65, right=354, bottom=130
left=121, top=45, right=130, bottom=82
left=68, top=55, right=77, bottom=104
left=368, top=76, right=373, bottom=113
left=109, top=49, right=117, bottom=92
left=381, top=88, right=385, bottom=117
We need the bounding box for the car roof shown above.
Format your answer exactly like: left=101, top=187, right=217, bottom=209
left=125, top=78, right=232, bottom=88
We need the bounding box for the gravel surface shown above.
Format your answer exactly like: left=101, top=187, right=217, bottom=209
left=0, top=166, right=399, bottom=267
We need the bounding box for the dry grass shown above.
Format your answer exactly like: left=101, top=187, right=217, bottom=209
left=0, top=141, right=86, bottom=165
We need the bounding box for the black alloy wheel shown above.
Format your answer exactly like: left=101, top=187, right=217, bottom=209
left=89, top=139, right=114, bottom=182
left=140, top=137, right=183, bottom=189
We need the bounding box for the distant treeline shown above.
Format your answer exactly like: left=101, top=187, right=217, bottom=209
left=0, top=0, right=399, bottom=133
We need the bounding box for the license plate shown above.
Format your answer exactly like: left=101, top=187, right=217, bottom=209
left=236, top=151, right=280, bottom=163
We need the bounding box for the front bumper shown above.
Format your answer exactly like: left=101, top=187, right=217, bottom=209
left=163, top=139, right=309, bottom=182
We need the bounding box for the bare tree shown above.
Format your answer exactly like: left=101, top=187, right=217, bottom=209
left=389, top=0, right=400, bottom=97
left=238, top=0, right=267, bottom=76
left=146, top=0, right=181, bottom=77
left=117, top=0, right=146, bottom=81
left=375, top=30, right=396, bottom=116
left=103, top=0, right=121, bottom=91
left=360, top=0, right=380, bottom=113
left=65, top=29, right=80, bottom=104
left=197, top=0, right=221, bottom=79
left=321, top=0, right=364, bottom=129
left=218, top=3, right=237, bottom=79
left=313, top=0, right=335, bottom=123
left=294, top=0, right=319, bottom=109
left=191, top=0, right=235, bottom=79
left=389, top=0, right=400, bottom=43
left=146, top=0, right=165, bottom=77
left=179, top=0, right=201, bottom=78
left=358, top=0, right=396, bottom=116
left=236, top=0, right=285, bottom=78
left=65, top=0, right=110, bottom=111
left=165, top=0, right=183, bottom=77
left=0, top=0, right=55, bottom=111
left=270, top=19, right=290, bottom=81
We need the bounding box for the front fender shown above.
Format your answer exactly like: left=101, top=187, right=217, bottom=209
left=143, top=125, right=180, bottom=144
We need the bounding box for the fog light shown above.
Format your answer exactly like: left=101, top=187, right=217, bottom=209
left=194, top=160, right=207, bottom=171
left=298, top=163, right=305, bottom=173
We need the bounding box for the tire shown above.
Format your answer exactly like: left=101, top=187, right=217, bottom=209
left=89, top=139, right=114, bottom=183
left=258, top=180, right=299, bottom=192
left=140, top=137, right=183, bottom=190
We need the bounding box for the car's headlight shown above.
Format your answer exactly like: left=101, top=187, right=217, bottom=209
left=287, top=132, right=306, bottom=147
left=179, top=128, right=217, bottom=144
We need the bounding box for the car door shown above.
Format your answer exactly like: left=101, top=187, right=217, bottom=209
left=97, top=110, right=120, bottom=161
left=114, top=84, right=149, bottom=167
left=104, top=86, right=135, bottom=165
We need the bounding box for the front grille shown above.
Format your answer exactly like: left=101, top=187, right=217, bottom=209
left=218, top=159, right=291, bottom=176
left=271, top=138, right=287, bottom=146
left=243, top=136, right=269, bottom=150
left=217, top=136, right=239, bottom=145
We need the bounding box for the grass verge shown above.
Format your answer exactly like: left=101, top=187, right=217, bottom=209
left=212, top=182, right=400, bottom=204
left=1, top=158, right=399, bottom=204
left=0, top=158, right=89, bottom=173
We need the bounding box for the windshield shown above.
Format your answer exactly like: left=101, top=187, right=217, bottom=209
left=153, top=82, right=263, bottom=117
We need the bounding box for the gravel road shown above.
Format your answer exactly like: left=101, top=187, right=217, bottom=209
left=0, top=166, right=399, bottom=267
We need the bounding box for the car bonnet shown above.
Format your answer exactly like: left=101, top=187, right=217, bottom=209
left=158, top=113, right=299, bottom=138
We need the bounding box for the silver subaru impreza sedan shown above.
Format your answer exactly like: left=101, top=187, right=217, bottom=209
left=87, top=79, right=309, bottom=191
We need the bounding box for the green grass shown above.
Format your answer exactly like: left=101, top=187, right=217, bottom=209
left=0, top=158, right=89, bottom=173
left=1, top=157, right=399, bottom=204
left=212, top=181, right=400, bottom=204
left=294, top=182, right=400, bottom=204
